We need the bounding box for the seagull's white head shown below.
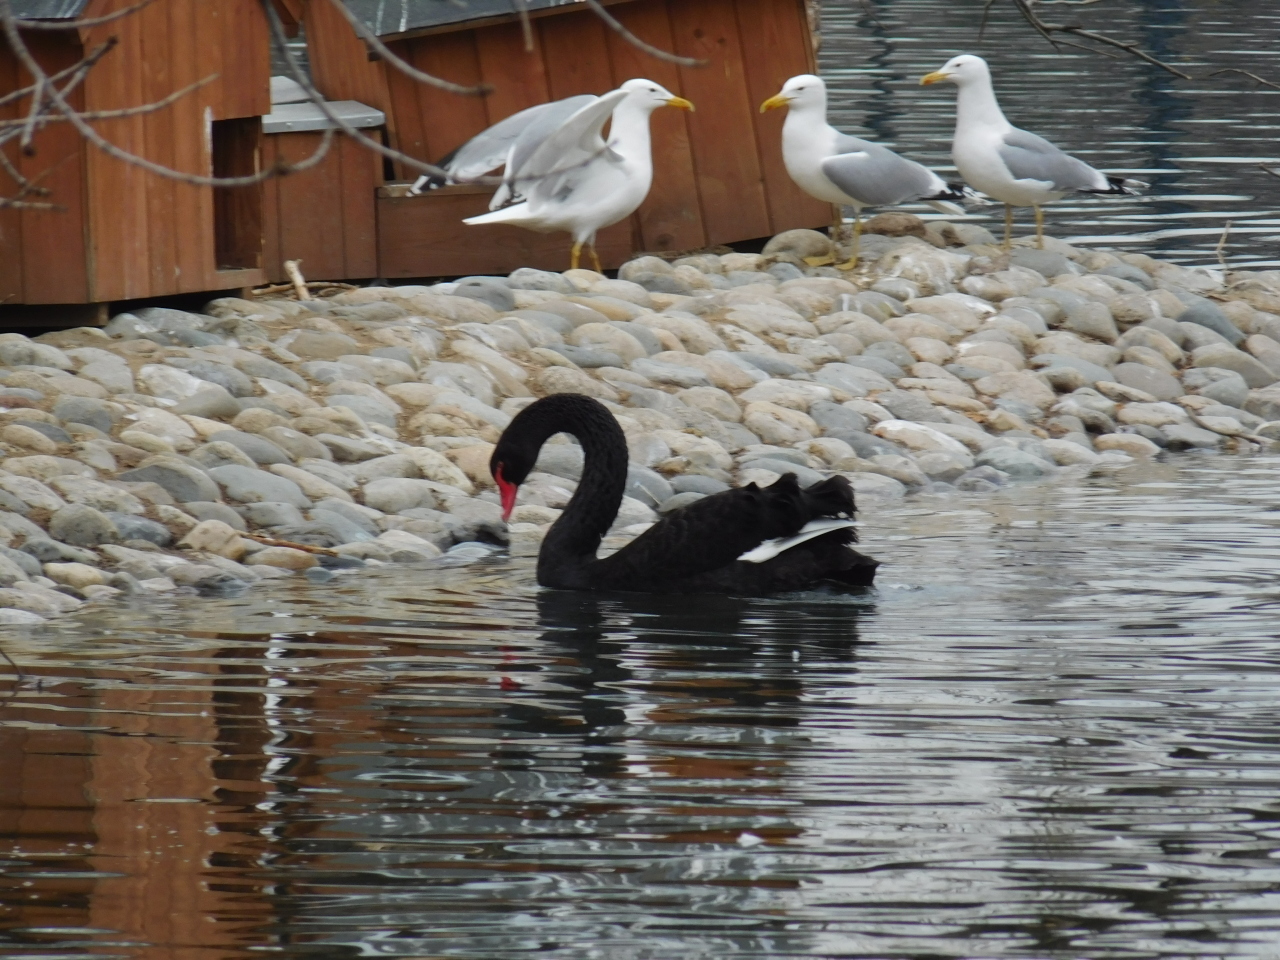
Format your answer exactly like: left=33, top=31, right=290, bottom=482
left=619, top=78, right=694, bottom=112
left=760, top=74, right=827, bottom=113
left=920, top=54, right=991, bottom=88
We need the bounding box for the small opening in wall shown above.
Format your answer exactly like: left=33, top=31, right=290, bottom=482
left=212, top=117, right=264, bottom=270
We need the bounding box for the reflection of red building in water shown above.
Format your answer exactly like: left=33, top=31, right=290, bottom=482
left=0, top=590, right=846, bottom=954
left=1, top=652, right=283, bottom=957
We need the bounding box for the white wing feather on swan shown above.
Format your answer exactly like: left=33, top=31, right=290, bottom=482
left=738, top=518, right=858, bottom=564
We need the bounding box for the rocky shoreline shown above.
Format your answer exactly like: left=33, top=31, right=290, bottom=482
left=3, top=216, right=1280, bottom=625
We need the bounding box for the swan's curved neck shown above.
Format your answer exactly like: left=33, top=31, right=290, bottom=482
left=533, top=401, right=628, bottom=584
left=955, top=77, right=1009, bottom=135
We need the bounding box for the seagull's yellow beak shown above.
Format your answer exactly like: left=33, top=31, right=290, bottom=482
left=920, top=70, right=950, bottom=86
left=760, top=93, right=790, bottom=113
left=666, top=96, right=695, bottom=112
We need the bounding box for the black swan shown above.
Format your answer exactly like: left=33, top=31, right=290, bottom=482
left=489, top=393, right=879, bottom=593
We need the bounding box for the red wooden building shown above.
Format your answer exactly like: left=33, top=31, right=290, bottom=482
left=1, top=0, right=826, bottom=322
left=1, top=0, right=291, bottom=324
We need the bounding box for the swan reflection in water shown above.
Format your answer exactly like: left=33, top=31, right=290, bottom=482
left=492, top=588, right=874, bottom=772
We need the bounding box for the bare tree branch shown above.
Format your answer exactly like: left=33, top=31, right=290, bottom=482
left=0, top=0, right=336, bottom=189
left=582, top=0, right=707, bottom=67
left=319, top=0, right=491, bottom=96
left=1211, top=68, right=1280, bottom=92
left=0, top=35, right=116, bottom=112
left=262, top=0, right=452, bottom=180
left=1261, top=164, right=1280, bottom=181
left=0, top=73, right=217, bottom=129
left=1007, top=0, right=1194, bottom=79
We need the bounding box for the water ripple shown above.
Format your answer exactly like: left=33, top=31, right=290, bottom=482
left=3, top=454, right=1280, bottom=958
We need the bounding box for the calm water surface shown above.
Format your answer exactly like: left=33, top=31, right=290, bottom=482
left=3, top=454, right=1280, bottom=958
left=818, top=0, right=1280, bottom=267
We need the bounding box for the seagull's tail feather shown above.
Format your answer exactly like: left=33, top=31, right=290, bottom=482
left=464, top=202, right=535, bottom=227
left=923, top=182, right=986, bottom=215
left=409, top=146, right=461, bottom=195
left=410, top=173, right=447, bottom=196
left=1086, top=176, right=1148, bottom=197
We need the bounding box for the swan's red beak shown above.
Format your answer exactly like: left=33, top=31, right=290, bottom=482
left=494, top=465, right=518, bottom=522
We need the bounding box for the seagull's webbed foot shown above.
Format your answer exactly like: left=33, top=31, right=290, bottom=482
left=804, top=255, right=836, bottom=267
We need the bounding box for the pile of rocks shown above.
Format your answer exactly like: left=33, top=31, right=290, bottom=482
left=3, top=218, right=1279, bottom=625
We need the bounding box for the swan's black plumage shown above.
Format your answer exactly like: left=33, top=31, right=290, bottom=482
left=490, top=394, right=878, bottom=593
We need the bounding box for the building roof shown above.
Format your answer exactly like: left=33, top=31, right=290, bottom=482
left=342, top=0, right=589, bottom=38
left=11, top=0, right=90, bottom=18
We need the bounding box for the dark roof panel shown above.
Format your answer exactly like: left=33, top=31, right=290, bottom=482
left=342, top=0, right=587, bottom=37
left=11, top=0, right=90, bottom=18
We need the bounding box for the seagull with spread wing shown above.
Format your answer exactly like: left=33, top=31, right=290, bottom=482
left=409, top=94, right=596, bottom=205
left=462, top=79, right=693, bottom=272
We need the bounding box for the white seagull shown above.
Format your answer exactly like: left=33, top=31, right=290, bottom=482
left=761, top=74, right=969, bottom=268
left=409, top=94, right=596, bottom=204
left=921, top=54, right=1145, bottom=250
left=463, top=79, right=693, bottom=272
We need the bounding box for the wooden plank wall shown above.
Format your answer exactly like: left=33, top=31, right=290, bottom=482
left=262, top=132, right=380, bottom=282
left=69, top=0, right=272, bottom=302
left=306, top=0, right=827, bottom=273
left=0, top=33, right=91, bottom=305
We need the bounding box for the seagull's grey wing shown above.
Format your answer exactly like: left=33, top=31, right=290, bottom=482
left=520, top=89, right=630, bottom=204
left=505, top=95, right=597, bottom=180
left=493, top=94, right=598, bottom=208
left=448, top=97, right=591, bottom=182
left=997, top=127, right=1107, bottom=192
left=821, top=140, right=949, bottom=207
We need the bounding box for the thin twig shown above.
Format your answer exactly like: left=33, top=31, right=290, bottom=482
left=0, top=642, right=26, bottom=711
left=1261, top=164, right=1280, bottom=180
left=0, top=0, right=336, bottom=188
left=242, top=532, right=339, bottom=556
left=267, top=1, right=602, bottom=190
left=1215, top=220, right=1232, bottom=270
left=0, top=74, right=217, bottom=130
left=319, top=0, right=489, bottom=96
left=263, top=0, right=450, bottom=180
left=19, top=75, right=45, bottom=154
left=0, top=644, right=22, bottom=680
left=1210, top=69, right=1280, bottom=91
left=1008, top=0, right=1194, bottom=79
left=582, top=0, right=707, bottom=67
left=513, top=0, right=534, bottom=53
left=0, top=197, right=58, bottom=209
left=979, top=0, right=998, bottom=40
left=0, top=37, right=114, bottom=110
left=1011, top=0, right=1062, bottom=50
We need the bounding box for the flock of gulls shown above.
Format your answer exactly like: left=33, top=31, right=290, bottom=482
left=415, top=54, right=1145, bottom=268
left=415, top=56, right=1148, bottom=594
